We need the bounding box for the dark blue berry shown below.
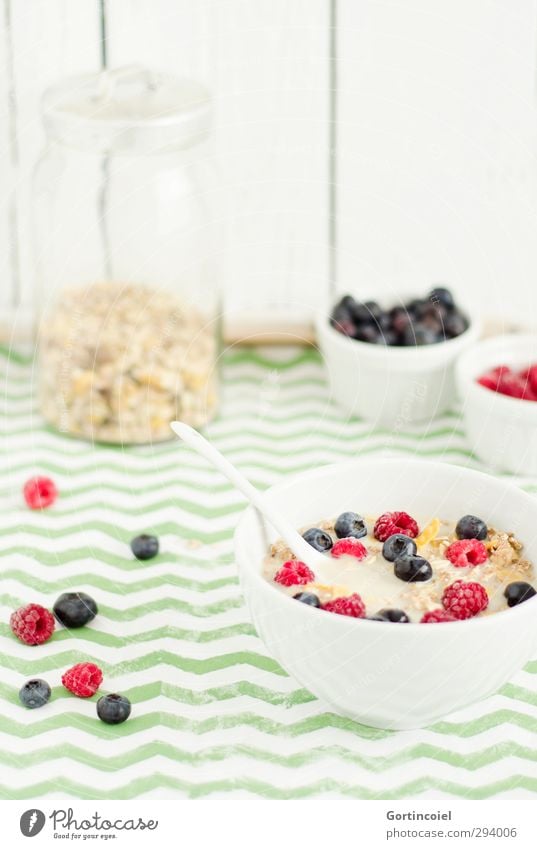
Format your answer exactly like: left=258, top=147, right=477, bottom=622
left=394, top=555, right=433, bottom=583
left=402, top=323, right=441, bottom=346
left=429, top=287, right=455, bottom=310
left=443, top=311, right=468, bottom=339
left=334, top=511, right=367, bottom=540
left=376, top=608, right=410, bottom=623
left=354, top=324, right=383, bottom=344
left=53, top=592, right=98, bottom=628
left=455, top=515, right=487, bottom=541
left=293, top=592, right=321, bottom=608
left=382, top=533, right=417, bottom=562
left=130, top=534, right=159, bottom=560
left=504, top=582, right=537, bottom=608
left=97, top=693, right=132, bottom=725
left=363, top=300, right=383, bottom=321
left=19, top=679, right=51, bottom=709
left=302, top=528, right=333, bottom=552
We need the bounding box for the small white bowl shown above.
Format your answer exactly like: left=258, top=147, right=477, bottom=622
left=456, top=334, right=537, bottom=476
left=234, top=457, right=537, bottom=730
left=315, top=298, right=480, bottom=428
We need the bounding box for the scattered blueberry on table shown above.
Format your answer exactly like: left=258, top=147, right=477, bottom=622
left=19, top=679, right=51, bottom=709
left=97, top=693, right=132, bottom=725
left=330, top=287, right=469, bottom=346
left=130, top=533, right=160, bottom=560
left=53, top=592, right=98, bottom=628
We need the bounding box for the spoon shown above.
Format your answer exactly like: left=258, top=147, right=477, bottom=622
left=171, top=421, right=332, bottom=577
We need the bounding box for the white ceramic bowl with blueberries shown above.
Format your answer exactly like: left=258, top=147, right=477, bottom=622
left=456, top=334, right=537, bottom=476
left=234, top=457, right=537, bottom=730
left=315, top=287, right=480, bottom=428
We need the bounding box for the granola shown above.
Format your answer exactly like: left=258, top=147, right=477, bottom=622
left=38, top=282, right=218, bottom=443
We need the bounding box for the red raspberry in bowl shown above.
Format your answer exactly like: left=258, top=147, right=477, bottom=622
left=445, top=539, right=487, bottom=568
left=322, top=593, right=365, bottom=618
left=442, top=580, right=488, bottom=620
left=274, top=560, right=315, bottom=587
left=62, top=662, right=103, bottom=698
left=374, top=511, right=419, bottom=542
left=23, top=476, right=58, bottom=510
left=421, top=609, right=457, bottom=623
left=331, top=538, right=367, bottom=560
left=10, top=603, right=55, bottom=645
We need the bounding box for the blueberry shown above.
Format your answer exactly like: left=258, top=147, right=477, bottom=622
left=130, top=534, right=159, bottom=560
left=443, top=311, right=468, bottom=339
left=455, top=515, right=487, bottom=541
left=19, top=679, right=51, bottom=709
left=97, top=693, right=132, bottom=725
left=354, top=324, right=383, bottom=344
left=334, top=511, right=367, bottom=540
left=363, top=300, right=383, bottom=321
left=382, top=533, right=417, bottom=562
left=390, top=307, right=411, bottom=335
left=429, top=287, right=455, bottom=311
left=402, top=323, right=441, bottom=346
left=349, top=300, right=373, bottom=325
left=376, top=608, right=410, bottom=623
left=379, top=329, right=399, bottom=346
left=504, top=582, right=537, bottom=608
left=302, top=527, right=333, bottom=552
left=394, top=555, right=433, bottom=583
left=53, top=592, right=98, bottom=628
left=293, top=592, right=321, bottom=607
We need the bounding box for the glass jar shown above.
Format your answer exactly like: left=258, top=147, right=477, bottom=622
left=33, top=66, right=218, bottom=444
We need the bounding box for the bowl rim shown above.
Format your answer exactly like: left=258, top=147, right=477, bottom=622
left=456, top=333, right=537, bottom=419
left=234, top=456, right=537, bottom=632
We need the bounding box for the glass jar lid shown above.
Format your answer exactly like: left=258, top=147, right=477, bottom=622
left=42, top=65, right=211, bottom=154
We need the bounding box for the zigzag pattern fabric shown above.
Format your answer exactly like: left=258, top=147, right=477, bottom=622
left=0, top=344, right=536, bottom=799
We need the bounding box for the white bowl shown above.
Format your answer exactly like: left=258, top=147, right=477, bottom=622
left=234, top=457, right=537, bottom=730
left=315, top=299, right=480, bottom=428
left=456, top=334, right=537, bottom=476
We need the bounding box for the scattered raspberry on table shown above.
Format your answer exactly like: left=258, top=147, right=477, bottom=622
left=23, top=476, right=58, bottom=509
left=62, top=662, right=103, bottom=698
left=10, top=603, right=55, bottom=645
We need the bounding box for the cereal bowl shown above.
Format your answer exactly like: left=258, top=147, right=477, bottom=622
left=315, top=294, right=480, bottom=428
left=456, top=334, right=537, bottom=476
left=234, top=458, right=537, bottom=730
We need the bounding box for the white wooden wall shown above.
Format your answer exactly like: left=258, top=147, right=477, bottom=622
left=1, top=0, right=537, bottom=341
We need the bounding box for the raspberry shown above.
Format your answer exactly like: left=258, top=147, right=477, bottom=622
left=445, top=539, right=487, bottom=568
left=10, top=603, right=55, bottom=645
left=23, top=476, right=58, bottom=510
left=523, top=365, right=537, bottom=395
left=331, top=538, right=367, bottom=560
left=442, top=580, right=488, bottom=620
left=274, top=560, right=315, bottom=587
left=322, top=593, right=366, bottom=618
left=477, top=365, right=510, bottom=392
left=421, top=609, right=457, bottom=623
left=373, top=511, right=419, bottom=542
left=62, top=662, right=103, bottom=698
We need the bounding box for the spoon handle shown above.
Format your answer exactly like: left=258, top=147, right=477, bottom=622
left=171, top=421, right=320, bottom=567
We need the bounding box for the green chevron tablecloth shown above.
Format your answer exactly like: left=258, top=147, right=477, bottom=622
left=1, top=344, right=536, bottom=800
